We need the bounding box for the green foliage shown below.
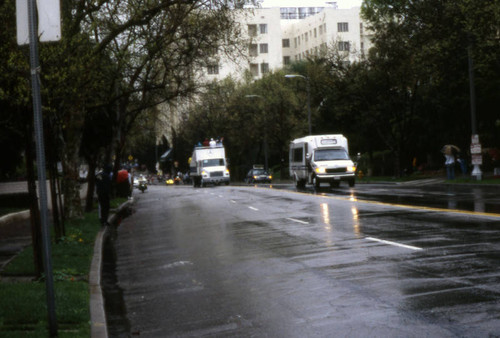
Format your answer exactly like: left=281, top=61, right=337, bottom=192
left=176, top=71, right=306, bottom=179
left=0, top=282, right=90, bottom=337
left=2, top=211, right=100, bottom=276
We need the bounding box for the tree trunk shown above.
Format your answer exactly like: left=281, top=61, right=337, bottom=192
left=25, top=121, right=43, bottom=278
left=61, top=113, right=84, bottom=219
left=85, top=155, right=97, bottom=212
left=49, top=162, right=63, bottom=240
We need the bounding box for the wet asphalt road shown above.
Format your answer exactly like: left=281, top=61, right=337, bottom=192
left=111, top=183, right=500, bottom=337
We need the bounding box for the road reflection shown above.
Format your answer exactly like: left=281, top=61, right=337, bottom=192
left=270, top=183, right=500, bottom=215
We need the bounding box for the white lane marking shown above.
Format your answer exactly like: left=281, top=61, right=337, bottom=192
left=230, top=200, right=236, bottom=204
left=286, top=217, right=309, bottom=225
left=366, top=237, right=423, bottom=251
left=218, top=195, right=223, bottom=198
left=248, top=206, right=259, bottom=211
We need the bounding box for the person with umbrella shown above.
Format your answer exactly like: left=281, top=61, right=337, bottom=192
left=441, top=145, right=460, bottom=180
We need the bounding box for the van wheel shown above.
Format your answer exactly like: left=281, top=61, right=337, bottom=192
left=294, top=176, right=300, bottom=188
left=313, top=176, right=320, bottom=189
left=348, top=179, right=355, bottom=187
left=295, top=177, right=305, bottom=189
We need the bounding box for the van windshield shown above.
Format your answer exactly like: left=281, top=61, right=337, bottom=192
left=202, top=159, right=224, bottom=167
left=314, top=149, right=349, bottom=161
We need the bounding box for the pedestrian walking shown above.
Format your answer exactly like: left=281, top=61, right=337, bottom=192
left=441, top=145, right=459, bottom=180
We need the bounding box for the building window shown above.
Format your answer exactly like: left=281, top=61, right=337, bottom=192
left=249, top=44, right=258, bottom=57
left=280, top=7, right=298, bottom=19
left=248, top=24, right=257, bottom=37
left=282, top=39, right=290, bottom=48
left=259, top=24, right=267, bottom=34
left=260, top=63, right=269, bottom=74
left=319, top=25, right=323, bottom=35
left=259, top=43, right=268, bottom=54
left=338, top=41, right=350, bottom=51
left=283, top=56, right=291, bottom=65
left=323, top=23, right=327, bottom=33
left=305, top=32, right=308, bottom=42
left=360, top=23, right=364, bottom=34
left=250, top=63, right=259, bottom=77
left=314, top=28, right=317, bottom=38
left=338, top=22, right=349, bottom=32
left=208, top=46, right=218, bottom=55
left=294, top=37, right=297, bottom=48
left=207, top=65, right=219, bottom=75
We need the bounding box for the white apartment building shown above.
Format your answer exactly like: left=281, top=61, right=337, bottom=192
left=205, top=3, right=371, bottom=80
left=157, top=2, right=371, bottom=148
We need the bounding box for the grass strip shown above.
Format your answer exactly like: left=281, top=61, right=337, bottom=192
left=0, top=198, right=126, bottom=337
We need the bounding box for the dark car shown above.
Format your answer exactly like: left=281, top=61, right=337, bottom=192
left=245, top=168, right=272, bottom=184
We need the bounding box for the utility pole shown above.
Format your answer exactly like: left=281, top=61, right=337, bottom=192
left=17, top=0, right=61, bottom=334
left=467, top=41, right=482, bottom=180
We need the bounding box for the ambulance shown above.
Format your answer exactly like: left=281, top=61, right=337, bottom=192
left=289, top=134, right=356, bottom=188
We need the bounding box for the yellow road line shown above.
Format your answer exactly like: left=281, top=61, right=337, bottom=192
left=259, top=186, right=500, bottom=218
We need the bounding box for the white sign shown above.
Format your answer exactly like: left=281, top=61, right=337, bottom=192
left=470, top=143, right=482, bottom=154
left=471, top=134, right=479, bottom=144
left=16, top=0, right=29, bottom=45
left=471, top=154, right=482, bottom=165
left=16, top=0, right=61, bottom=45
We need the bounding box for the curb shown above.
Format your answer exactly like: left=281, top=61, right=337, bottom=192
left=0, top=210, right=30, bottom=226
left=89, top=226, right=108, bottom=338
left=90, top=199, right=133, bottom=338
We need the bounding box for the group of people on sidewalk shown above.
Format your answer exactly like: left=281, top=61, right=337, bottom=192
left=95, top=165, right=133, bottom=226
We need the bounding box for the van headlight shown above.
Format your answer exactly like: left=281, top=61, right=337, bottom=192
left=347, top=166, right=356, bottom=172
left=225, top=169, right=230, bottom=176
left=202, top=170, right=207, bottom=176
left=315, top=167, right=326, bottom=174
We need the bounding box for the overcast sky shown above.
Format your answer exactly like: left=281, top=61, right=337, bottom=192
left=259, top=0, right=363, bottom=9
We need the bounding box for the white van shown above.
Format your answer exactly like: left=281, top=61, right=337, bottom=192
left=289, top=134, right=356, bottom=188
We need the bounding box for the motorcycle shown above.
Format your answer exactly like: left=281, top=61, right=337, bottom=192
left=138, top=180, right=147, bottom=193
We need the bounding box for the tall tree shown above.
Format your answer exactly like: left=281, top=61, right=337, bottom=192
left=36, top=0, right=246, bottom=218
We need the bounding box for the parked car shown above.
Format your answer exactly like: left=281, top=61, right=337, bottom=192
left=245, top=167, right=272, bottom=184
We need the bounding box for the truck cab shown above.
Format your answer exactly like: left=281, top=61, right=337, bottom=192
left=190, top=145, right=230, bottom=187
left=290, top=134, right=356, bottom=188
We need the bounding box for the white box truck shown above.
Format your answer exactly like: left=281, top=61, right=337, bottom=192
left=289, top=134, right=356, bottom=188
left=189, top=145, right=230, bottom=187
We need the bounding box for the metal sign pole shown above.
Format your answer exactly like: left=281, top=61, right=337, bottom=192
left=27, top=0, right=58, bottom=335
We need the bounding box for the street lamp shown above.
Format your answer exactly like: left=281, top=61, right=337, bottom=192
left=244, top=95, right=269, bottom=171
left=285, top=74, right=312, bottom=135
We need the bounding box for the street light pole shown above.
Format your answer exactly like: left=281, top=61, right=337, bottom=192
left=285, top=74, right=312, bottom=135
